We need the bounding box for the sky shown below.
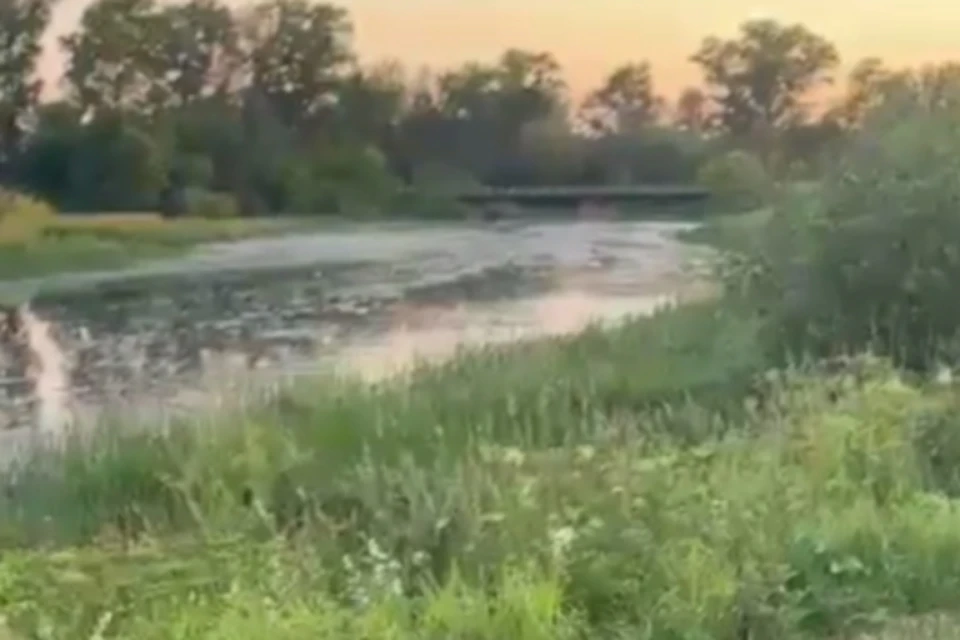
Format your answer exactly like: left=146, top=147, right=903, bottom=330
left=38, top=0, right=960, bottom=101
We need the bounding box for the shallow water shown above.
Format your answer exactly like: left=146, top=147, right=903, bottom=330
left=0, top=219, right=709, bottom=436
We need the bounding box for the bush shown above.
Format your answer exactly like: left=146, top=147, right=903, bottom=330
left=0, top=189, right=57, bottom=245
left=697, top=149, right=774, bottom=212
left=391, top=189, right=472, bottom=219
left=184, top=188, right=240, bottom=219
left=410, top=163, right=482, bottom=194
left=12, top=349, right=960, bottom=637
left=726, top=83, right=960, bottom=370
left=282, top=146, right=400, bottom=215
left=172, top=153, right=214, bottom=188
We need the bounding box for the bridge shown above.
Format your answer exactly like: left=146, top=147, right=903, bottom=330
left=450, top=184, right=709, bottom=208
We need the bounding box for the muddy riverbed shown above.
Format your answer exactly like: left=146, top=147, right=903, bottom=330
left=0, top=220, right=710, bottom=434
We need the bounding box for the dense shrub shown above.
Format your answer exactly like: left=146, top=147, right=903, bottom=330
left=0, top=189, right=56, bottom=244
left=184, top=188, right=240, bottom=219
left=391, top=189, right=472, bottom=219
left=281, top=146, right=400, bottom=215
left=727, top=82, right=960, bottom=370
left=697, top=149, right=774, bottom=212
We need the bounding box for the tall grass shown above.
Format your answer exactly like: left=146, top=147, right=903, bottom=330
left=43, top=214, right=297, bottom=246
left=0, top=207, right=320, bottom=281
left=0, top=189, right=57, bottom=246
left=9, top=87, right=960, bottom=635
left=3, top=298, right=960, bottom=637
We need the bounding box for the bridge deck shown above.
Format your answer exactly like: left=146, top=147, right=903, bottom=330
left=450, top=185, right=709, bottom=205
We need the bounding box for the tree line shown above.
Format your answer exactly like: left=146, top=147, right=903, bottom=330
left=0, top=0, right=955, bottom=216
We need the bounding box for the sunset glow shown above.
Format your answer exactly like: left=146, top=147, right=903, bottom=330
left=40, top=0, right=960, bottom=99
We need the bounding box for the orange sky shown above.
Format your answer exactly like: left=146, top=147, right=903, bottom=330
left=38, top=0, right=960, bottom=100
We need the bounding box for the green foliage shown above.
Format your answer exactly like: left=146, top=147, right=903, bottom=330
left=0, top=189, right=56, bottom=245
left=0, top=0, right=54, bottom=170
left=8, top=0, right=856, bottom=216
left=388, top=163, right=479, bottom=219
left=241, top=0, right=353, bottom=129
left=391, top=189, right=472, bottom=220
left=410, top=163, right=482, bottom=193
left=173, top=154, right=215, bottom=188
left=678, top=207, right=772, bottom=255
left=1, top=302, right=763, bottom=542
left=0, top=544, right=579, bottom=639
left=184, top=188, right=239, bottom=218
left=0, top=302, right=762, bottom=637
left=56, top=114, right=168, bottom=212
left=0, top=215, right=312, bottom=280
left=697, top=149, right=773, bottom=212
left=725, top=85, right=960, bottom=370
left=691, top=19, right=839, bottom=137
left=6, top=303, right=960, bottom=637
left=280, top=146, right=399, bottom=215
left=580, top=62, right=662, bottom=134
left=585, top=127, right=709, bottom=185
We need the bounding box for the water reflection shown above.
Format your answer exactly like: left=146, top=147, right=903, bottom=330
left=0, top=220, right=707, bottom=432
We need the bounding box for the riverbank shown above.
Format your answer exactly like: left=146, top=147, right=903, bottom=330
left=0, top=205, right=717, bottom=285
left=2, top=296, right=960, bottom=638
left=676, top=206, right=772, bottom=251
left=0, top=214, right=322, bottom=283
left=3, top=203, right=960, bottom=638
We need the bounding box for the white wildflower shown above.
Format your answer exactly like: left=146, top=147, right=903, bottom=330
left=549, top=525, right=577, bottom=559
left=502, top=447, right=525, bottom=466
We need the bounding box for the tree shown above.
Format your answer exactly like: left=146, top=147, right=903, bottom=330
left=239, top=0, right=353, bottom=134
left=697, top=149, right=772, bottom=211
left=0, top=0, right=54, bottom=176
left=831, top=59, right=960, bottom=130
left=907, top=62, right=960, bottom=110
left=63, top=113, right=167, bottom=211
left=62, top=0, right=241, bottom=117
left=151, top=0, right=240, bottom=107
left=335, top=60, right=406, bottom=147
left=280, top=143, right=398, bottom=214
left=391, top=67, right=458, bottom=182
left=691, top=19, right=839, bottom=143
left=16, top=102, right=83, bottom=202
left=580, top=62, right=662, bottom=134
left=516, top=113, right=585, bottom=184
left=496, top=49, right=566, bottom=125
left=431, top=62, right=501, bottom=180
left=730, top=81, right=960, bottom=369
left=150, top=94, right=247, bottom=196
left=486, top=49, right=566, bottom=185
left=436, top=51, right=565, bottom=136
left=584, top=127, right=707, bottom=185
left=61, top=0, right=161, bottom=115
left=830, top=58, right=901, bottom=128
left=674, top=86, right=709, bottom=132
left=431, top=49, right=566, bottom=184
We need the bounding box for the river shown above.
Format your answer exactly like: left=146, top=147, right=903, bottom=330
left=0, top=219, right=711, bottom=441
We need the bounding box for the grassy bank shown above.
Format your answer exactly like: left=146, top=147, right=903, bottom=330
left=677, top=207, right=772, bottom=252
left=9, top=118, right=960, bottom=640
left=0, top=208, right=706, bottom=283
left=3, top=297, right=960, bottom=638
left=0, top=213, right=319, bottom=281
